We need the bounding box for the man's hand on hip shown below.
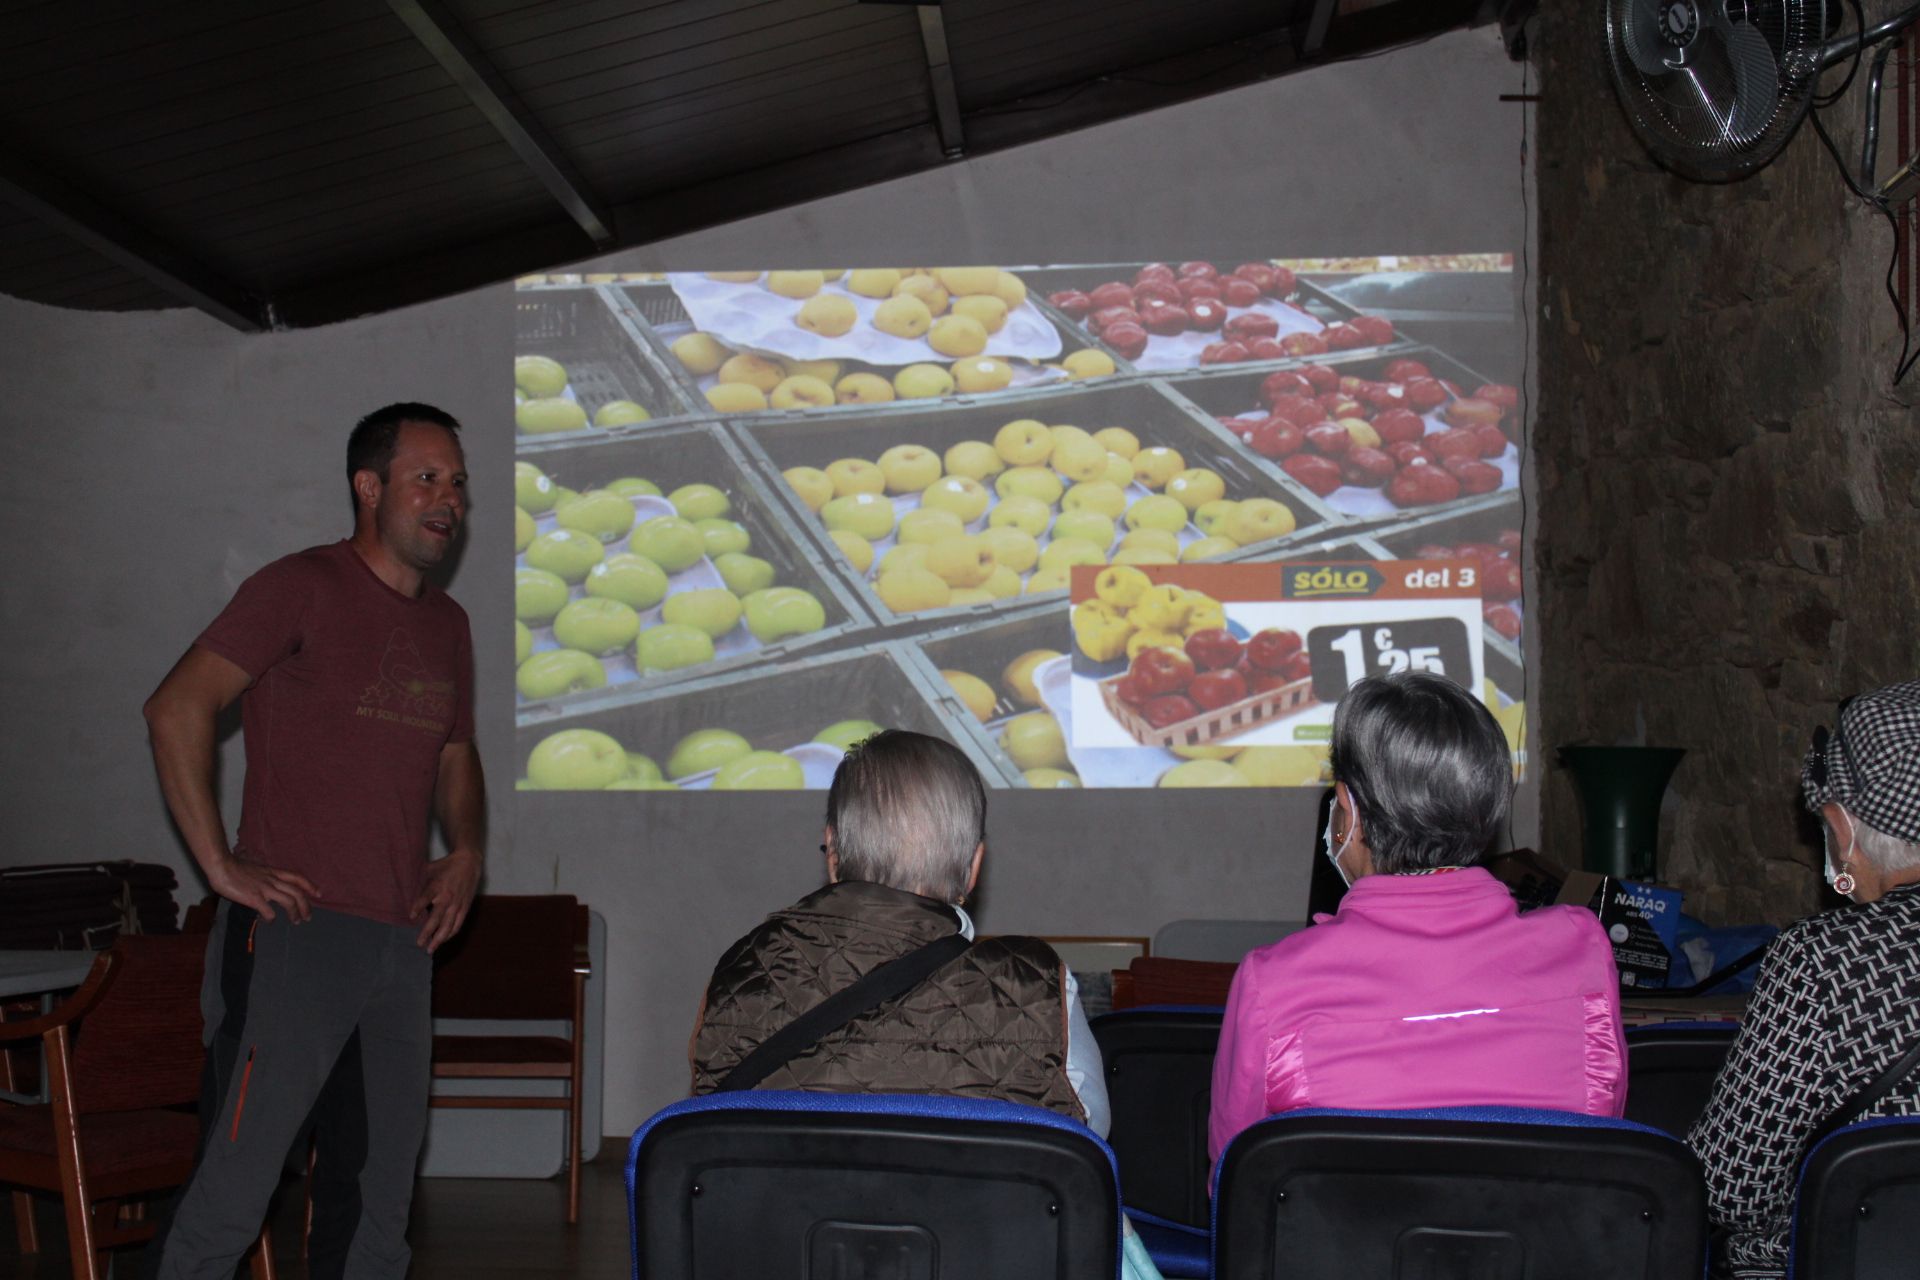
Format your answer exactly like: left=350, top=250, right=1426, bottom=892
left=411, top=848, right=481, bottom=952
left=209, top=853, right=321, bottom=923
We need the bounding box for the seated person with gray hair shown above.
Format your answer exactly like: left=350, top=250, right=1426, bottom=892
left=690, top=728, right=1109, bottom=1134
left=1689, top=681, right=1920, bottom=1280
left=1209, top=671, right=1627, bottom=1162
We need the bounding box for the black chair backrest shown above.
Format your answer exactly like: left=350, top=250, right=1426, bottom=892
left=1214, top=1106, right=1707, bottom=1280
left=628, top=1091, right=1120, bottom=1280
left=1622, top=1021, right=1740, bottom=1137
left=1792, top=1116, right=1920, bottom=1279
left=1090, top=1006, right=1222, bottom=1227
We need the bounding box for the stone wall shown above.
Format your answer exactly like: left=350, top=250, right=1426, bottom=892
left=1533, top=3, right=1919, bottom=924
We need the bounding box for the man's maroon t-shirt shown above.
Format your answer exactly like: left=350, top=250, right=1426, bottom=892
left=196, top=540, right=475, bottom=926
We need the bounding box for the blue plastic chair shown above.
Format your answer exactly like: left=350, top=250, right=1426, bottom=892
left=1790, top=1114, right=1920, bottom=1279
left=1623, top=1020, right=1740, bottom=1138
left=628, top=1091, right=1123, bottom=1279
left=1212, top=1105, right=1708, bottom=1279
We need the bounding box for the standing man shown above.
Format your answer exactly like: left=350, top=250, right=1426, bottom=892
left=141, top=403, right=485, bottom=1280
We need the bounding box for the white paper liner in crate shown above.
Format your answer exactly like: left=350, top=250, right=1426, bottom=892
left=518, top=495, right=767, bottom=702
left=690, top=362, right=1069, bottom=407
left=665, top=272, right=1063, bottom=367
left=1127, top=299, right=1327, bottom=372
left=1229, top=406, right=1519, bottom=519
left=670, top=742, right=843, bottom=792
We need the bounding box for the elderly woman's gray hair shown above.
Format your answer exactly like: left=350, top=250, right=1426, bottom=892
left=1329, top=671, right=1513, bottom=873
left=826, top=729, right=987, bottom=902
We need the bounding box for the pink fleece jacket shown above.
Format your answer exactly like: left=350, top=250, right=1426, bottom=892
left=1208, top=867, right=1627, bottom=1163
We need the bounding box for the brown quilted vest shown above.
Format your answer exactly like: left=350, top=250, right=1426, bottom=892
left=690, top=880, right=1084, bottom=1122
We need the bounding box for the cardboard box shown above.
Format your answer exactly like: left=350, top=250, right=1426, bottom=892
left=1485, top=849, right=1684, bottom=990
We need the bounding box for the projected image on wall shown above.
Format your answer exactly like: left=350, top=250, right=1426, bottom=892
left=511, top=259, right=1525, bottom=792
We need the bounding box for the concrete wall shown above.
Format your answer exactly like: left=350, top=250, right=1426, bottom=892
left=0, top=27, right=1530, bottom=1135
left=1533, top=5, right=1918, bottom=924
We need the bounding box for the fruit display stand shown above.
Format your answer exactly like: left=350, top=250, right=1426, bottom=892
left=890, top=605, right=1074, bottom=787
left=513, top=642, right=1002, bottom=791
left=729, top=379, right=1334, bottom=627
left=1162, top=344, right=1520, bottom=530
left=606, top=280, right=1107, bottom=416
left=515, top=424, right=873, bottom=725
left=514, top=288, right=698, bottom=444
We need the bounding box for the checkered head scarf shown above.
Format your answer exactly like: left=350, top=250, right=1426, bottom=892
left=1801, top=681, right=1920, bottom=843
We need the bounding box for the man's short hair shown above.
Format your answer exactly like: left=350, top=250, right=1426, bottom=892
left=347, top=403, right=462, bottom=485
left=1329, top=671, right=1514, bottom=874
left=825, top=730, right=986, bottom=903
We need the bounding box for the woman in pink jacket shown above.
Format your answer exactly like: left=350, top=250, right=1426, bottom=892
left=1208, top=672, right=1627, bottom=1163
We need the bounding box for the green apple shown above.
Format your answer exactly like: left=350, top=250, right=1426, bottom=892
left=629, top=516, right=707, bottom=573
left=517, top=398, right=588, bottom=435
left=668, top=483, right=731, bottom=521
left=1224, top=498, right=1297, bottom=546
left=897, top=507, right=965, bottom=546
left=662, top=588, right=743, bottom=639
left=593, top=399, right=651, bottom=428
left=999, top=712, right=1068, bottom=771
left=584, top=553, right=669, bottom=610
left=667, top=728, right=753, bottom=778
left=980, top=526, right=1038, bottom=574
left=1193, top=499, right=1240, bottom=538
left=1125, top=494, right=1190, bottom=534
left=515, top=620, right=532, bottom=664
left=1181, top=535, right=1239, bottom=563
left=525, top=529, right=606, bottom=582
left=742, top=587, right=826, bottom=642
left=552, top=597, right=641, bottom=655
left=1062, top=481, right=1126, bottom=519
left=988, top=495, right=1051, bottom=537
left=821, top=493, right=896, bottom=542
left=515, top=354, right=569, bottom=398
left=555, top=489, right=637, bottom=543
left=995, top=466, right=1064, bottom=507
left=515, top=461, right=558, bottom=514
left=635, top=623, right=715, bottom=673
left=514, top=505, right=536, bottom=554
left=607, top=475, right=662, bottom=499
left=943, top=440, right=1004, bottom=482
left=712, top=750, right=806, bottom=790
left=1051, top=509, right=1116, bottom=550
left=783, top=466, right=835, bottom=513
left=626, top=752, right=664, bottom=783
left=714, top=551, right=776, bottom=595
left=516, top=649, right=607, bottom=700
left=1037, top=537, right=1106, bottom=574
left=925, top=535, right=996, bottom=588
left=695, top=518, right=751, bottom=558
left=525, top=728, right=628, bottom=790
left=920, top=476, right=991, bottom=524
left=877, top=444, right=942, bottom=494
left=515, top=567, right=570, bottom=624
left=815, top=719, right=884, bottom=751
left=553, top=486, right=580, bottom=507
left=1024, top=767, right=1081, bottom=788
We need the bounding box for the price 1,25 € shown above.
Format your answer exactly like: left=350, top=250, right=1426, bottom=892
left=1306, top=617, right=1474, bottom=701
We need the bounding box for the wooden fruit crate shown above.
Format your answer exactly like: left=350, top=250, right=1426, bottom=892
left=1097, top=671, right=1318, bottom=750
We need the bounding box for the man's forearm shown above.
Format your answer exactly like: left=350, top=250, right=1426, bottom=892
left=435, top=741, right=487, bottom=858
left=144, top=698, right=235, bottom=880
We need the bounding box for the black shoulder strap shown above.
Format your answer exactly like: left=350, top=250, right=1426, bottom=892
left=1807, top=1039, right=1920, bottom=1153
left=718, top=932, right=972, bottom=1093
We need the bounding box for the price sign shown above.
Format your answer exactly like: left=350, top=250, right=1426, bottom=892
left=1306, top=616, right=1474, bottom=702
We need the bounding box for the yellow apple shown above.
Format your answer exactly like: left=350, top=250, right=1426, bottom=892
left=1063, top=481, right=1127, bottom=519
left=765, top=269, right=824, bottom=298
left=876, top=567, right=952, bottom=613
left=795, top=294, right=857, bottom=337
left=943, top=669, right=997, bottom=721
left=1062, top=349, right=1117, bottom=379
left=928, top=315, right=988, bottom=358
left=1003, top=649, right=1061, bottom=706
left=1038, top=537, right=1106, bottom=574
left=877, top=543, right=929, bottom=575
left=994, top=466, right=1064, bottom=507
left=993, top=418, right=1054, bottom=465
left=717, top=353, right=783, bottom=392
left=847, top=268, right=901, bottom=298
left=934, top=267, right=1001, bottom=296
left=820, top=492, right=896, bottom=541
left=671, top=332, right=730, bottom=375
left=1131, top=446, right=1186, bottom=489
left=982, top=564, right=1023, bottom=599
left=925, top=535, right=996, bottom=588
left=893, top=363, right=954, bottom=399
left=1092, top=426, right=1140, bottom=458
left=1125, top=494, right=1190, bottom=533
left=921, top=475, right=991, bottom=523
left=826, top=457, right=886, bottom=497
left=872, top=294, right=934, bottom=339
left=1193, top=499, right=1240, bottom=537
left=999, top=712, right=1068, bottom=770
left=783, top=466, right=834, bottom=512
left=943, top=439, right=1004, bottom=482
left=1181, top=535, right=1239, bottom=562
left=1094, top=565, right=1151, bottom=608
left=950, top=294, right=1008, bottom=333
left=782, top=357, right=842, bottom=383
left=1339, top=417, right=1382, bottom=449
left=1051, top=433, right=1109, bottom=483
left=829, top=528, right=874, bottom=573
left=1224, top=498, right=1297, bottom=546
left=1051, top=509, right=1116, bottom=550
left=1103, top=452, right=1136, bottom=488
left=897, top=507, right=965, bottom=545
left=951, top=356, right=1013, bottom=393
left=1160, top=760, right=1252, bottom=787
left=1118, top=527, right=1180, bottom=557
left=1165, top=468, right=1227, bottom=512
left=878, top=444, right=943, bottom=494
left=835, top=372, right=896, bottom=404
left=992, top=271, right=1028, bottom=308
left=893, top=273, right=950, bottom=315
left=770, top=375, right=835, bottom=409
left=988, top=495, right=1051, bottom=537
left=1025, top=567, right=1070, bottom=595
left=705, top=383, right=767, bottom=413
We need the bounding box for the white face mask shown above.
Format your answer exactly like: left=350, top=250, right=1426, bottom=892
left=1323, top=792, right=1357, bottom=887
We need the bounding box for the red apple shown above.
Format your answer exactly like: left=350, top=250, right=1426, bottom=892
left=1359, top=382, right=1409, bottom=412
left=1185, top=628, right=1244, bottom=672
left=1342, top=447, right=1396, bottom=487
left=1102, top=323, right=1148, bottom=360
left=1497, top=529, right=1523, bottom=555
left=1133, top=279, right=1183, bottom=307
left=1199, top=341, right=1250, bottom=364
left=1249, top=418, right=1305, bottom=459
left=1387, top=466, right=1463, bottom=507
left=1089, top=281, right=1136, bottom=311
left=1337, top=375, right=1370, bottom=397
left=1472, top=423, right=1509, bottom=458
left=1269, top=394, right=1324, bottom=427
left=1474, top=383, right=1520, bottom=413
left=1386, top=441, right=1437, bottom=467
left=1221, top=277, right=1262, bottom=308
left=1186, top=297, right=1227, bottom=331
left=1484, top=603, right=1522, bottom=641
left=1049, top=290, right=1092, bottom=319
left=1261, top=370, right=1314, bottom=402
left=1427, top=428, right=1483, bottom=461
left=1404, top=378, right=1448, bottom=411
left=1178, top=261, right=1219, bottom=280
left=1139, top=303, right=1190, bottom=337
left=1090, top=305, right=1141, bottom=334
left=1304, top=422, right=1354, bottom=456
left=1113, top=674, right=1154, bottom=707
left=1442, top=456, right=1503, bottom=495
left=1189, top=668, right=1250, bottom=711
left=1280, top=332, right=1330, bottom=356
left=1317, top=393, right=1363, bottom=420
left=1268, top=266, right=1297, bottom=297
left=1142, top=694, right=1202, bottom=729
left=1301, top=363, right=1339, bottom=392
left=1352, top=315, right=1396, bottom=346
left=1372, top=408, right=1426, bottom=445
left=1232, top=263, right=1277, bottom=292
left=1130, top=646, right=1196, bottom=697
left=1246, top=337, right=1288, bottom=361
left=1480, top=558, right=1523, bottom=602
left=1282, top=651, right=1314, bottom=682
left=1225, top=313, right=1279, bottom=342
left=1248, top=669, right=1293, bottom=695
left=1443, top=397, right=1505, bottom=431
left=1283, top=453, right=1343, bottom=496
left=1134, top=262, right=1176, bottom=286
left=1248, top=627, right=1305, bottom=671
left=1178, top=277, right=1223, bottom=301
left=1322, top=322, right=1366, bottom=351
left=1384, top=358, right=1432, bottom=382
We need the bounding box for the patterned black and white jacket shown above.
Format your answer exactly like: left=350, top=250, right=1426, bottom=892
left=1688, top=882, right=1920, bottom=1278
